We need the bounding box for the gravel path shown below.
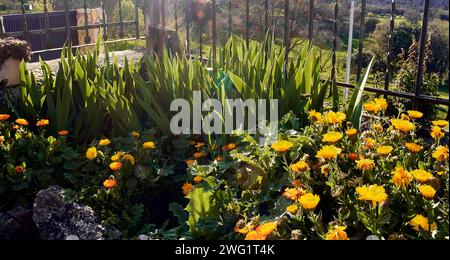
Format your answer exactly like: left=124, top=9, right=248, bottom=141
left=26, top=50, right=144, bottom=81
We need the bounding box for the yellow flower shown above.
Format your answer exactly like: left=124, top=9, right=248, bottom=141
left=109, top=162, right=122, bottom=171
left=432, top=120, right=449, bottom=128
left=355, top=159, right=375, bottom=171
left=374, top=97, right=388, bottom=110
left=356, top=184, right=388, bottom=207
left=316, top=145, right=342, bottom=160
left=186, top=159, right=197, bottom=166
left=309, top=110, right=323, bottom=124
left=364, top=102, right=381, bottom=113
left=418, top=185, right=436, bottom=200
left=245, top=231, right=266, bottom=240
left=195, top=142, right=205, bottom=149
left=255, top=222, right=277, bottom=236
left=390, top=119, right=415, bottom=133
left=373, top=123, right=384, bottom=132
left=410, top=169, right=433, bottom=183
left=430, top=126, right=444, bottom=139
left=376, top=146, right=393, bottom=156
left=291, top=161, right=310, bottom=173
left=322, top=132, right=343, bottom=143
left=364, top=138, right=376, bottom=149
left=111, top=151, right=125, bottom=161
left=15, top=118, right=29, bottom=126
left=405, top=143, right=423, bottom=153
left=0, top=114, right=11, bottom=121
left=283, top=188, right=305, bottom=201
left=99, top=139, right=111, bottom=146
left=222, top=143, right=237, bottom=152
left=325, top=226, right=349, bottom=240
left=132, top=131, right=140, bottom=138
left=103, top=179, right=117, bottom=189
left=321, top=164, right=332, bottom=177
left=122, top=154, right=135, bottom=165
left=86, top=147, right=97, bottom=160
left=391, top=167, right=413, bottom=188
left=286, top=204, right=299, bottom=214
left=36, top=119, right=50, bottom=127
left=346, top=128, right=358, bottom=137
left=325, top=111, right=346, bottom=125
left=432, top=146, right=449, bottom=162
left=298, top=193, right=320, bottom=211
left=407, top=110, right=423, bottom=119
left=409, top=214, right=437, bottom=233
left=271, top=140, right=294, bottom=153
left=194, top=151, right=207, bottom=159
left=143, top=141, right=156, bottom=149
left=194, top=176, right=204, bottom=184
left=182, top=182, right=194, bottom=196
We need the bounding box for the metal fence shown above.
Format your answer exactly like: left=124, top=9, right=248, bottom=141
left=0, top=0, right=449, bottom=119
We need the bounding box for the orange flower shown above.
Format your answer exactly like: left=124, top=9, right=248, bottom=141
left=15, top=118, right=29, bottom=126
left=0, top=136, right=4, bottom=144
left=291, top=161, right=310, bottom=173
left=103, top=179, right=117, bottom=189
left=194, top=151, right=207, bottom=159
left=214, top=156, right=224, bottom=162
left=222, top=143, right=237, bottom=152
left=12, top=125, right=21, bottom=131
left=405, top=143, right=422, bottom=153
left=283, top=188, right=305, bottom=201
left=193, top=176, right=204, bottom=184
left=15, top=166, right=25, bottom=174
left=346, top=128, right=358, bottom=137
left=122, top=154, right=135, bottom=165
left=347, top=153, right=359, bottom=161
left=325, top=226, right=349, bottom=240
left=186, top=159, right=197, bottom=166
left=245, top=231, right=266, bottom=240
left=109, top=162, right=122, bottom=171
left=364, top=138, right=376, bottom=149
left=58, top=130, right=69, bottom=136
left=0, top=114, right=11, bottom=121
left=432, top=146, right=449, bottom=162
left=195, top=142, right=205, bottom=149
left=255, top=222, right=277, bottom=236
left=36, top=119, right=50, bottom=127
left=182, top=182, right=194, bottom=196
left=292, top=179, right=303, bottom=187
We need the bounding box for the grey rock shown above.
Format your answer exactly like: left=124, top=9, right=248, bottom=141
left=33, top=186, right=118, bottom=240
left=65, top=235, right=80, bottom=240
left=138, top=234, right=150, bottom=240
left=0, top=207, right=39, bottom=240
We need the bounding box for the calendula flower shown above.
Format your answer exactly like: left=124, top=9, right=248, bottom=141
left=377, top=146, right=393, bottom=156
left=194, top=151, right=207, bottom=159
left=222, top=143, right=237, bottom=151
left=356, top=184, right=388, bottom=207
left=364, top=138, right=376, bottom=149
left=410, top=169, right=433, bottom=183
left=111, top=151, right=124, bottom=161
left=374, top=97, right=388, bottom=110
left=283, top=188, right=305, bottom=201
left=0, top=136, right=4, bottom=144
left=391, top=166, right=413, bottom=188
left=325, top=226, right=349, bottom=240
left=109, top=162, right=122, bottom=171
left=15, top=166, right=25, bottom=174
left=255, top=222, right=277, bottom=236
left=122, top=154, right=135, bottom=165
left=186, top=159, right=197, bottom=166
left=316, top=145, right=342, bottom=160
left=321, top=164, right=331, bottom=177
left=409, top=214, right=437, bottom=233
left=0, top=114, right=11, bottom=121
left=132, top=131, right=140, bottom=138
left=193, top=176, right=204, bottom=184
left=58, top=130, right=69, bottom=136
left=356, top=158, right=375, bottom=171
left=322, top=132, right=343, bottom=143
left=292, top=179, right=303, bottom=187
left=291, top=161, right=310, bottom=173
left=309, top=110, right=323, bottom=123
left=390, top=119, right=415, bottom=133
left=405, top=143, right=423, bottom=153
left=182, top=182, right=194, bottom=196
left=143, top=141, right=156, bottom=149
left=36, top=119, right=49, bottom=127
left=214, top=156, right=224, bottom=162
left=103, top=179, right=117, bottom=189
left=195, top=142, right=205, bottom=149
left=99, top=139, right=111, bottom=146
left=15, top=118, right=29, bottom=126
left=12, top=125, right=21, bottom=131
left=86, top=147, right=97, bottom=160
left=432, top=146, right=449, bottom=162
left=325, top=111, right=346, bottom=125
left=234, top=222, right=255, bottom=235
left=418, top=185, right=436, bottom=200
left=347, top=153, right=359, bottom=161
left=407, top=110, right=423, bottom=119
left=286, top=204, right=299, bottom=214
left=271, top=140, right=294, bottom=153
left=299, top=193, right=320, bottom=210
left=346, top=128, right=358, bottom=137
left=245, top=231, right=266, bottom=240
left=432, top=120, right=449, bottom=128
left=373, top=123, right=384, bottom=132
left=430, top=126, right=444, bottom=140
left=364, top=102, right=381, bottom=113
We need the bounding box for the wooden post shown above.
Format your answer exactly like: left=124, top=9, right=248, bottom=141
left=356, top=0, right=366, bottom=82
left=144, top=0, right=162, bottom=55
left=414, top=0, right=430, bottom=109
left=212, top=0, right=217, bottom=69
left=384, top=0, right=396, bottom=96
left=246, top=0, right=250, bottom=48
left=308, top=0, right=314, bottom=42
left=345, top=0, right=355, bottom=99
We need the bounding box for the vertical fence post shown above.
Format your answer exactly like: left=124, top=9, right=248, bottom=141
left=118, top=0, right=125, bottom=38
left=101, top=0, right=107, bottom=41
left=264, top=0, right=269, bottom=57
left=175, top=0, right=179, bottom=33
left=384, top=0, right=396, bottom=96
left=331, top=0, right=338, bottom=84
left=414, top=0, right=430, bottom=109
left=161, top=0, right=166, bottom=29
left=186, top=0, right=191, bottom=56
left=212, top=0, right=217, bottom=69
left=83, top=1, right=91, bottom=44
left=284, top=0, right=290, bottom=63
left=43, top=0, right=52, bottom=49
left=64, top=0, right=72, bottom=43
left=135, top=0, right=140, bottom=39
left=356, top=0, right=366, bottom=82
left=345, top=0, right=355, bottom=99
left=19, top=0, right=29, bottom=42
left=308, top=0, right=314, bottom=42
left=246, top=0, right=250, bottom=48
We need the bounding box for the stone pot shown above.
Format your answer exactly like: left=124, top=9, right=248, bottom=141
left=0, top=58, right=21, bottom=87
left=0, top=58, right=22, bottom=111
